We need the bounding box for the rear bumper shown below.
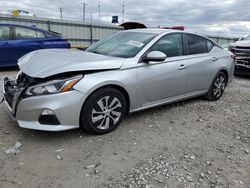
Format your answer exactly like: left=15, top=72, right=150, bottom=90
left=3, top=78, right=85, bottom=131
left=234, top=64, right=250, bottom=75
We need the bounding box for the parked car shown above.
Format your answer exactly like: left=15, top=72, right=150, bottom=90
left=0, top=23, right=70, bottom=67
left=229, top=35, right=250, bottom=75
left=3, top=29, right=235, bottom=134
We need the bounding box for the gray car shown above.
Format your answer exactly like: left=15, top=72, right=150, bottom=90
left=3, top=29, right=235, bottom=134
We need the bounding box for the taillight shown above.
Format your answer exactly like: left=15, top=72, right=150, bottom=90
left=228, top=47, right=236, bottom=62
left=228, top=47, right=235, bottom=54
left=61, top=35, right=68, bottom=41
left=231, top=54, right=236, bottom=62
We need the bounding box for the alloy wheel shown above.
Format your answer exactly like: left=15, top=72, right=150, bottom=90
left=91, top=96, right=122, bottom=130
left=213, top=75, right=226, bottom=98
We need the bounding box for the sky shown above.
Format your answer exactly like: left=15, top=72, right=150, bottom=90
left=0, top=0, right=250, bottom=37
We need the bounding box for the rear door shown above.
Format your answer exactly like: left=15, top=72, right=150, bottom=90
left=184, top=34, right=216, bottom=93
left=11, top=26, right=46, bottom=65
left=0, top=26, right=14, bottom=67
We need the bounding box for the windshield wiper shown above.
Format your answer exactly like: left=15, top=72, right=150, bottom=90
left=88, top=50, right=102, bottom=55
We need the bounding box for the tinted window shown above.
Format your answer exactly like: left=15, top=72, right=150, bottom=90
left=36, top=31, right=45, bottom=38
left=44, top=32, right=58, bottom=38
left=151, top=33, right=183, bottom=57
left=207, top=40, right=214, bottom=52
left=186, top=34, right=208, bottom=55
left=15, top=27, right=37, bottom=39
left=0, top=26, right=10, bottom=40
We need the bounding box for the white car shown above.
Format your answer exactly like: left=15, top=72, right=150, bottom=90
left=229, top=35, right=250, bottom=75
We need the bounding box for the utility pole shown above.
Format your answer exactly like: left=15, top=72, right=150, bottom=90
left=58, top=7, right=63, bottom=20
left=98, top=0, right=101, bottom=24
left=81, top=2, right=87, bottom=22
left=90, top=8, right=93, bottom=25
left=122, top=0, right=125, bottom=23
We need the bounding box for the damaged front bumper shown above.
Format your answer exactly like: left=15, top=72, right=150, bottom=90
left=3, top=77, right=84, bottom=131
left=3, top=77, right=24, bottom=119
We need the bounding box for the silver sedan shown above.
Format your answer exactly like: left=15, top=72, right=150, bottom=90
left=3, top=29, right=235, bottom=134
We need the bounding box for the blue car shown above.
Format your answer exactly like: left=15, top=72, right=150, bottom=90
left=0, top=24, right=70, bottom=67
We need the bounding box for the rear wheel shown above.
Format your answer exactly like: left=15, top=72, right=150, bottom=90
left=205, top=71, right=227, bottom=101
left=80, top=87, right=127, bottom=134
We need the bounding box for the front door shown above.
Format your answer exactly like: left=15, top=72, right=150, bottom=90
left=137, top=33, right=188, bottom=103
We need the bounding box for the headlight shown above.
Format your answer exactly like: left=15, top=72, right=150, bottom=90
left=25, top=75, right=83, bottom=96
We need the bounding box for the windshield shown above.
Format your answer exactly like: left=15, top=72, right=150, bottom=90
left=86, top=32, right=156, bottom=58
left=245, top=35, right=250, bottom=40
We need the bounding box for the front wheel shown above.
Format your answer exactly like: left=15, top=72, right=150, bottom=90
left=80, top=87, right=127, bottom=134
left=205, top=71, right=227, bottom=101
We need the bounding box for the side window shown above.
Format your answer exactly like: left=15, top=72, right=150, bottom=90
left=207, top=40, right=214, bottom=52
left=15, top=27, right=37, bottom=39
left=151, top=33, right=184, bottom=57
left=186, top=34, right=208, bottom=55
left=36, top=31, right=45, bottom=38
left=0, top=26, right=10, bottom=40
left=44, top=32, right=57, bottom=38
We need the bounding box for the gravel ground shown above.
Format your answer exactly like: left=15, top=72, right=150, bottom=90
left=0, top=70, right=249, bottom=188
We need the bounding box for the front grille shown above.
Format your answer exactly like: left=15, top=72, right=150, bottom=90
left=4, top=80, right=16, bottom=107
left=5, top=93, right=14, bottom=107
left=4, top=77, right=25, bottom=115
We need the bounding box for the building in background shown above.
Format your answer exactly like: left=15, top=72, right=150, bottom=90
left=0, top=14, right=238, bottom=47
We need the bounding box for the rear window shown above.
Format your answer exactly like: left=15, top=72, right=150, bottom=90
left=207, top=40, right=214, bottom=52
left=186, top=34, right=208, bottom=55
left=44, top=32, right=59, bottom=38
left=36, top=31, right=45, bottom=38
left=15, top=27, right=46, bottom=39
left=15, top=27, right=37, bottom=39
left=0, top=26, right=10, bottom=40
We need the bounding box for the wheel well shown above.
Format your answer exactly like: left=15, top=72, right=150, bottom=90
left=86, top=84, right=130, bottom=115
left=106, top=85, right=130, bottom=115
left=220, top=69, right=229, bottom=84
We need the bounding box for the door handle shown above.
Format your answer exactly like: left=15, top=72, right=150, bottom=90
left=178, top=64, right=188, bottom=70
left=211, top=57, right=218, bottom=61
left=2, top=42, right=10, bottom=46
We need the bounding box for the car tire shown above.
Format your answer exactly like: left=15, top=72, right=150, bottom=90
left=80, top=87, right=127, bottom=134
left=205, top=71, right=227, bottom=101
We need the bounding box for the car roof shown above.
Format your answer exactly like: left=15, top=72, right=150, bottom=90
left=124, top=28, right=208, bottom=37
left=124, top=28, right=174, bottom=34
left=0, top=23, right=52, bottom=33
left=123, top=28, right=217, bottom=43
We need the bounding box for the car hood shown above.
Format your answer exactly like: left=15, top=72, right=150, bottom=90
left=230, top=40, right=250, bottom=47
left=18, top=49, right=125, bottom=78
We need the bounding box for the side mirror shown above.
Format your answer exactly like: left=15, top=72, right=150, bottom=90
left=144, top=51, right=167, bottom=62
